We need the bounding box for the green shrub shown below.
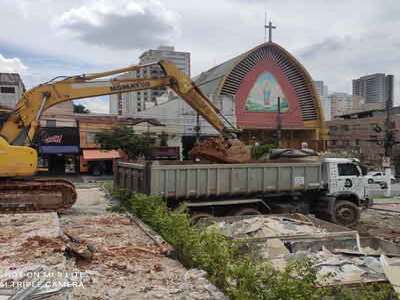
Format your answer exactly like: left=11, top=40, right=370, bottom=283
left=113, top=191, right=397, bottom=300
left=252, top=144, right=274, bottom=160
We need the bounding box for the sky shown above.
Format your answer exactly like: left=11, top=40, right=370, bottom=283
left=1, top=0, right=400, bottom=113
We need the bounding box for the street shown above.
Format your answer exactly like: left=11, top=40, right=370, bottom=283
left=367, top=182, right=400, bottom=198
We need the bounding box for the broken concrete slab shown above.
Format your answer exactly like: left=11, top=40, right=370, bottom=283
left=381, top=255, right=400, bottom=296
left=209, top=214, right=356, bottom=241
left=207, top=213, right=400, bottom=288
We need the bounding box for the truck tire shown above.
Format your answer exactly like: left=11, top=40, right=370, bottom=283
left=333, top=200, right=360, bottom=227
left=190, top=212, right=215, bottom=225
left=232, top=207, right=262, bottom=216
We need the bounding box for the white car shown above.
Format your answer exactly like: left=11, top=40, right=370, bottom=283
left=365, top=171, right=396, bottom=184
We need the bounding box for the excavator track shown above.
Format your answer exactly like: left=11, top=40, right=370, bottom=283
left=0, top=179, right=77, bottom=213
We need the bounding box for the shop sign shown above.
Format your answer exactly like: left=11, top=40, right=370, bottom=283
left=38, top=127, right=80, bottom=146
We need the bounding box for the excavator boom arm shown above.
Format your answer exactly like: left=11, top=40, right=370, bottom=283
left=0, top=61, right=230, bottom=146
left=0, top=59, right=250, bottom=215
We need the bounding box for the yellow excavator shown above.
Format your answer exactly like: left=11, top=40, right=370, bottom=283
left=0, top=60, right=250, bottom=212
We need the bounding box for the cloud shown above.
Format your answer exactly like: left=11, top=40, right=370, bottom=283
left=296, top=30, right=400, bottom=99
left=75, top=97, right=110, bottom=114
left=55, top=0, right=179, bottom=50
left=2, top=0, right=400, bottom=104
left=0, top=54, right=27, bottom=73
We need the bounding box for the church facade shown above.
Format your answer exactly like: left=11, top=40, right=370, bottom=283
left=194, top=41, right=327, bottom=150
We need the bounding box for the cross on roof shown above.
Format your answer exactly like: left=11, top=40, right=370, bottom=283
left=264, top=20, right=277, bottom=42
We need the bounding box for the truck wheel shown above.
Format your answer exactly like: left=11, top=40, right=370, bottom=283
left=333, top=200, right=360, bottom=227
left=232, top=207, right=262, bottom=216
left=190, top=212, right=215, bottom=225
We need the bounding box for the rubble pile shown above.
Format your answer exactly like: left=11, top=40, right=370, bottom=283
left=210, top=214, right=400, bottom=287
left=358, top=200, right=400, bottom=244
left=214, top=215, right=328, bottom=238
left=0, top=213, right=71, bottom=299
left=0, top=188, right=227, bottom=300
left=0, top=213, right=63, bottom=266
left=270, top=247, right=398, bottom=285
left=60, top=190, right=226, bottom=299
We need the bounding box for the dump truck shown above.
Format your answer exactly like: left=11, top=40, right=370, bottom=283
left=114, top=157, right=372, bottom=226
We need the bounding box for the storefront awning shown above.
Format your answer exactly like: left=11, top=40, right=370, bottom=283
left=83, top=149, right=120, bottom=161
left=40, top=145, right=80, bottom=154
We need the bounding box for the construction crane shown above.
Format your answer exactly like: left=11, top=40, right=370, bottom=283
left=0, top=60, right=250, bottom=213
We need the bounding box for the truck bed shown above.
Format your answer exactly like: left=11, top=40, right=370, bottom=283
left=115, top=160, right=322, bottom=199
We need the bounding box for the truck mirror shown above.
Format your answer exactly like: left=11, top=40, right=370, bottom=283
left=359, top=164, right=368, bottom=176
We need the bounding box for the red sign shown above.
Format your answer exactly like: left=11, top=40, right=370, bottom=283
left=43, top=135, right=63, bottom=144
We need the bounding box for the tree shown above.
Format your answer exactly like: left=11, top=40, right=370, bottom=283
left=159, top=131, right=169, bottom=147
left=73, top=103, right=90, bottom=114
left=95, top=126, right=153, bottom=160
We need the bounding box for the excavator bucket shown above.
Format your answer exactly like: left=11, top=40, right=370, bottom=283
left=190, top=137, right=251, bottom=163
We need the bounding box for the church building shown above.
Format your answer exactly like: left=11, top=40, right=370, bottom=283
left=194, top=22, right=327, bottom=149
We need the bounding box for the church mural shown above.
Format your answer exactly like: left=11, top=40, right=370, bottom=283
left=245, top=72, right=289, bottom=112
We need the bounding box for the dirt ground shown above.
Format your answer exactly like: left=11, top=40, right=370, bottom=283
left=0, top=186, right=226, bottom=300
left=59, top=187, right=227, bottom=300
left=357, top=198, right=400, bottom=244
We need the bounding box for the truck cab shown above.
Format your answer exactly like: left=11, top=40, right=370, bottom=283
left=318, top=158, right=370, bottom=226
left=323, top=158, right=368, bottom=200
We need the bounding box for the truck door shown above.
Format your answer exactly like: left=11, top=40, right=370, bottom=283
left=337, top=163, right=365, bottom=198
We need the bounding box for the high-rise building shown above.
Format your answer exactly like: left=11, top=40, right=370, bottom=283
left=0, top=73, right=25, bottom=109
left=313, top=81, right=330, bottom=121
left=352, top=73, right=394, bottom=106
left=329, top=92, right=353, bottom=119
left=313, top=81, right=327, bottom=97
left=110, top=46, right=191, bottom=115
left=139, top=46, right=190, bottom=75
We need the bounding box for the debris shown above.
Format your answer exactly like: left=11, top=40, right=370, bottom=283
left=7, top=267, right=47, bottom=300
left=260, top=238, right=289, bottom=258
left=0, top=213, right=65, bottom=267
left=60, top=187, right=226, bottom=299
left=64, top=230, right=95, bottom=261
left=358, top=204, right=400, bottom=244
left=212, top=215, right=333, bottom=239
left=210, top=214, right=400, bottom=287
left=1, top=187, right=227, bottom=300
left=381, top=255, right=400, bottom=295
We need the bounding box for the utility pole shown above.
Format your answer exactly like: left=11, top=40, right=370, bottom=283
left=195, top=113, right=201, bottom=143
left=276, top=96, right=282, bottom=148
left=383, top=75, right=394, bottom=197
left=145, top=122, right=151, bottom=161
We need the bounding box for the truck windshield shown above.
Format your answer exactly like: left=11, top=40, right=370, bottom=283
left=338, top=163, right=360, bottom=176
